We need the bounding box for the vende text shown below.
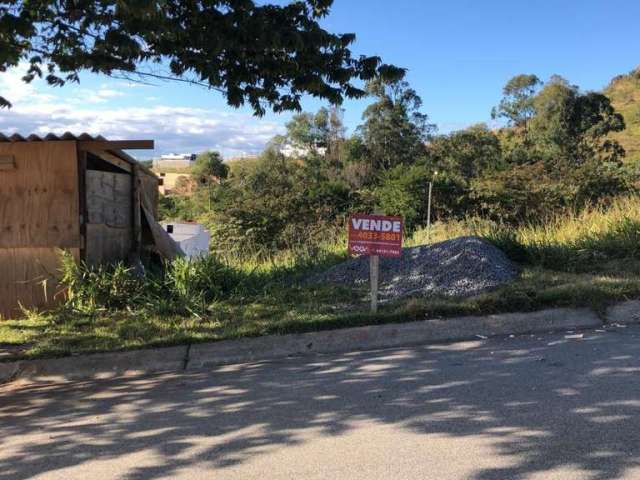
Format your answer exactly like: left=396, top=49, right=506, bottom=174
left=351, top=218, right=402, bottom=233
left=347, top=214, right=403, bottom=258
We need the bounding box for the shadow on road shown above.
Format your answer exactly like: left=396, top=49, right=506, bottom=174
left=1, top=328, right=640, bottom=479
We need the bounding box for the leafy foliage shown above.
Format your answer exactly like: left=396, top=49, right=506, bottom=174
left=0, top=0, right=403, bottom=112
left=530, top=76, right=625, bottom=166
left=58, top=252, right=240, bottom=317
left=491, top=74, right=542, bottom=129
left=208, top=148, right=355, bottom=255
left=275, top=107, right=346, bottom=157
left=429, top=124, right=503, bottom=182
left=59, top=252, right=143, bottom=314
left=358, top=78, right=435, bottom=170
left=193, top=151, right=229, bottom=181
left=605, top=67, right=640, bottom=165
left=158, top=72, right=636, bottom=257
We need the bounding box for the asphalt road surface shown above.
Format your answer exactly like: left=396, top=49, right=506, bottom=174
left=2, top=325, right=640, bottom=479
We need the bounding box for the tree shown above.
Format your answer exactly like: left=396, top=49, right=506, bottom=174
left=283, top=108, right=331, bottom=154
left=358, top=78, right=434, bottom=170
left=0, top=0, right=404, bottom=112
left=325, top=106, right=347, bottom=165
left=210, top=148, right=354, bottom=254
left=192, top=150, right=228, bottom=211
left=492, top=74, right=542, bottom=131
left=530, top=76, right=625, bottom=165
left=193, top=151, right=228, bottom=181
left=280, top=106, right=346, bottom=163
left=428, top=124, right=503, bottom=182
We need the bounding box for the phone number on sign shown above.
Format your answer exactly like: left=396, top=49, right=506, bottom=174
left=352, top=231, right=401, bottom=241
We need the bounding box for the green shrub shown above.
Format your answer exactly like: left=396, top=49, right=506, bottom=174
left=58, top=252, right=144, bottom=315
left=154, top=256, right=240, bottom=315
left=58, top=253, right=241, bottom=317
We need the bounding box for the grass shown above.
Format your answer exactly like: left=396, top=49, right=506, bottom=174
left=3, top=196, right=640, bottom=361
left=606, top=67, right=640, bottom=165
left=412, top=196, right=640, bottom=272
left=3, top=266, right=639, bottom=361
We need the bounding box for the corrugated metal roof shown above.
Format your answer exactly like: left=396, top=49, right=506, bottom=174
left=0, top=132, right=108, bottom=142
left=0, top=131, right=158, bottom=179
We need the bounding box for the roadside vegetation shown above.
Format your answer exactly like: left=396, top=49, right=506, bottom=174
left=3, top=194, right=640, bottom=360
left=605, top=67, right=640, bottom=165
left=3, top=70, right=640, bottom=360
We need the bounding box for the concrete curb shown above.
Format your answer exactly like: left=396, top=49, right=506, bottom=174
left=605, top=300, right=640, bottom=325
left=0, top=306, right=607, bottom=385
left=187, top=307, right=600, bottom=370
left=1, top=345, right=188, bottom=385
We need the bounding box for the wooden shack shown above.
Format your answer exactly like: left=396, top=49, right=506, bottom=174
left=0, top=132, right=180, bottom=319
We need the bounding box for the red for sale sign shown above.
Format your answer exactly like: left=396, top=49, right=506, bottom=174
left=348, top=214, right=403, bottom=257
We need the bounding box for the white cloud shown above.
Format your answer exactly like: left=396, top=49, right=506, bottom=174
left=117, top=81, right=149, bottom=89
left=96, top=88, right=126, bottom=99
left=0, top=65, right=56, bottom=105
left=0, top=64, right=285, bottom=158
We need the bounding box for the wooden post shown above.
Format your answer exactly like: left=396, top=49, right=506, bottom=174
left=77, top=149, right=88, bottom=261
left=370, top=253, right=379, bottom=313
left=132, top=165, right=142, bottom=256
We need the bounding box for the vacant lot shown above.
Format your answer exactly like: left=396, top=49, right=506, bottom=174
left=2, top=196, right=640, bottom=361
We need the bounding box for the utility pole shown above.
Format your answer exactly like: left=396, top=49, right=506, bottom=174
left=426, top=171, right=437, bottom=242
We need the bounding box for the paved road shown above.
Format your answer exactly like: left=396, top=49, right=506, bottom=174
left=2, top=326, right=640, bottom=479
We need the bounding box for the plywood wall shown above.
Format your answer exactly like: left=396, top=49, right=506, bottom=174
left=85, top=170, right=133, bottom=266
left=0, top=247, right=79, bottom=319
left=140, top=171, right=159, bottom=219
left=0, top=141, right=80, bottom=318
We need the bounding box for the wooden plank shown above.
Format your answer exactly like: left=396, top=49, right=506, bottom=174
left=141, top=204, right=183, bottom=260
left=85, top=224, right=132, bottom=267
left=0, top=248, right=16, bottom=319
left=110, top=149, right=157, bottom=178
left=78, top=149, right=87, bottom=261
left=0, top=247, right=79, bottom=319
left=86, top=149, right=132, bottom=173
left=140, top=170, right=160, bottom=219
left=86, top=171, right=132, bottom=227
left=0, top=154, right=15, bottom=170
left=78, top=140, right=154, bottom=151
left=132, top=165, right=142, bottom=255
left=369, top=254, right=379, bottom=313
left=0, top=141, right=80, bottom=249
left=84, top=170, right=133, bottom=266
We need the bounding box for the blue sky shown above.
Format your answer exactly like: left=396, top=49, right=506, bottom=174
left=1, top=0, right=639, bottom=158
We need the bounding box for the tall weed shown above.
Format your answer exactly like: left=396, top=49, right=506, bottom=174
left=58, top=252, right=241, bottom=317
left=414, top=196, right=640, bottom=272
left=58, top=252, right=144, bottom=315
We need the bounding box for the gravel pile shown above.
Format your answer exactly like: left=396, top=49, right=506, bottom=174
left=314, top=236, right=519, bottom=301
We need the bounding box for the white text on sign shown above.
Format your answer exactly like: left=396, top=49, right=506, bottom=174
left=351, top=218, right=402, bottom=233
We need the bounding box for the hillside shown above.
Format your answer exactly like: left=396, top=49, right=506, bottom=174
left=605, top=67, right=640, bottom=165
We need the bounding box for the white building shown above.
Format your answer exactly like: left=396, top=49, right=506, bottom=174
left=153, top=153, right=197, bottom=170
left=279, top=143, right=326, bottom=158
left=162, top=222, right=210, bottom=259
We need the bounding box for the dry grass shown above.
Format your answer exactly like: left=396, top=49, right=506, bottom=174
left=3, top=196, right=640, bottom=361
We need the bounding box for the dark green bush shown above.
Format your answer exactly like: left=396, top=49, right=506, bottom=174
left=58, top=252, right=241, bottom=317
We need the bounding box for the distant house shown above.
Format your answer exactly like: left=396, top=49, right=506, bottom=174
left=152, top=153, right=196, bottom=170
left=157, top=172, right=196, bottom=195
left=279, top=143, right=326, bottom=158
